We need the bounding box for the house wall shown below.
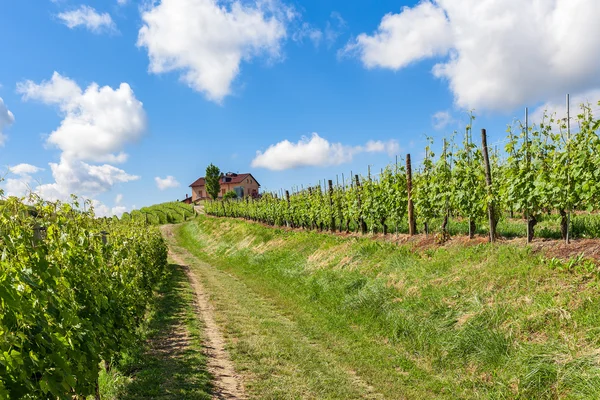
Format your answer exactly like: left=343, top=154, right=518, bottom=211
left=191, top=186, right=204, bottom=202
left=192, top=178, right=260, bottom=201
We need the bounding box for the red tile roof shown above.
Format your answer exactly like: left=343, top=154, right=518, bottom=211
left=189, top=173, right=260, bottom=187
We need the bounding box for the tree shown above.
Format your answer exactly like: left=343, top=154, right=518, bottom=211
left=223, top=190, right=237, bottom=200
left=205, top=164, right=221, bottom=200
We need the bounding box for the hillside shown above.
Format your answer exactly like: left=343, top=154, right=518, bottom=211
left=155, top=215, right=600, bottom=399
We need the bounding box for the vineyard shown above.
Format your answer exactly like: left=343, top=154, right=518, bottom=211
left=0, top=196, right=167, bottom=399
left=206, top=102, right=600, bottom=242
left=120, top=201, right=195, bottom=225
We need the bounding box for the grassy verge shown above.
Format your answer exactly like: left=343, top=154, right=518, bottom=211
left=97, top=262, right=211, bottom=399
left=175, top=215, right=600, bottom=399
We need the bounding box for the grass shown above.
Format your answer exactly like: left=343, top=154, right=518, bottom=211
left=96, top=262, right=212, bottom=399
left=318, top=212, right=600, bottom=240
left=174, top=215, right=600, bottom=399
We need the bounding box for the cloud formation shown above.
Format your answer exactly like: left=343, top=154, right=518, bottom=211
left=2, top=164, right=43, bottom=198
left=155, top=175, right=180, bottom=190
left=18, top=72, right=146, bottom=163
left=344, top=2, right=451, bottom=69
left=251, top=133, right=400, bottom=171
left=0, top=97, right=15, bottom=147
left=138, top=0, right=288, bottom=103
left=57, top=5, right=117, bottom=34
left=16, top=73, right=145, bottom=201
left=531, top=90, right=600, bottom=124
left=346, top=0, right=600, bottom=111
left=432, top=111, right=454, bottom=130
left=9, top=163, right=43, bottom=176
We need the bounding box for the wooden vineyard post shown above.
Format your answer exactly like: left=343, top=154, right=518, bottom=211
left=308, top=187, right=315, bottom=230
left=328, top=180, right=336, bottom=232
left=481, top=129, right=496, bottom=243
left=406, top=154, right=416, bottom=236
left=285, top=190, right=291, bottom=228
left=355, top=175, right=368, bottom=234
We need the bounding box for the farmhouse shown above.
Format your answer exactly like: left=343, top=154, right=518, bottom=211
left=189, top=172, right=260, bottom=202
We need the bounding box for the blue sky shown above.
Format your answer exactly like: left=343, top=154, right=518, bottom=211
left=1, top=0, right=599, bottom=215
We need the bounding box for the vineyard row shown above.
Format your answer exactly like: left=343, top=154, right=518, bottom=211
left=206, top=103, right=600, bottom=243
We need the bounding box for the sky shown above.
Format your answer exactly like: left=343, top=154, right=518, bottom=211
left=1, top=0, right=599, bottom=216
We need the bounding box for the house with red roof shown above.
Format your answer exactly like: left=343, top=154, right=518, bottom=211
left=189, top=172, right=260, bottom=202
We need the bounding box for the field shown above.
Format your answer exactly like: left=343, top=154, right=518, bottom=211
left=98, top=215, right=600, bottom=399
left=3, top=194, right=600, bottom=399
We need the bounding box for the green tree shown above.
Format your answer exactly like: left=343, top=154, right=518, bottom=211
left=205, top=164, right=221, bottom=200
left=223, top=190, right=238, bottom=200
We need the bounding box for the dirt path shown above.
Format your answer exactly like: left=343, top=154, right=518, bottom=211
left=163, top=226, right=245, bottom=399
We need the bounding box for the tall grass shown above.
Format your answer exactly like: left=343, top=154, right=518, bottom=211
left=177, top=216, right=600, bottom=399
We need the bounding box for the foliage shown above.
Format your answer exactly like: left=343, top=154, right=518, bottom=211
left=137, top=201, right=195, bottom=225
left=205, top=100, right=600, bottom=241
left=205, top=164, right=221, bottom=200
left=223, top=190, right=238, bottom=200
left=0, top=196, right=167, bottom=399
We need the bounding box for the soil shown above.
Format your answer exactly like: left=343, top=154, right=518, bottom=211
left=170, top=250, right=246, bottom=399
left=163, top=226, right=246, bottom=399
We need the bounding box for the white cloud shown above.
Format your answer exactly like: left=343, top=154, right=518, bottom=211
left=155, top=175, right=180, bottom=190
left=16, top=73, right=145, bottom=201
left=343, top=2, right=452, bottom=69
left=117, top=0, right=128, bottom=5
left=36, top=157, right=139, bottom=201
left=18, top=72, right=146, bottom=163
left=325, top=12, right=347, bottom=47
left=347, top=0, right=600, bottom=111
left=91, top=199, right=129, bottom=218
left=0, top=97, right=15, bottom=147
left=137, top=0, right=288, bottom=102
left=57, top=5, right=117, bottom=34
left=115, top=193, right=123, bottom=204
left=531, top=90, right=600, bottom=124
left=9, top=163, right=43, bottom=176
left=292, top=23, right=322, bottom=47
left=432, top=110, right=454, bottom=130
left=1, top=164, right=43, bottom=198
left=251, top=133, right=400, bottom=171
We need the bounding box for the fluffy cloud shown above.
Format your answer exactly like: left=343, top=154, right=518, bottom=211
left=0, top=97, right=15, bottom=147
left=531, top=90, right=600, bottom=124
left=36, top=157, right=139, bottom=201
left=1, top=164, right=43, bottom=198
left=432, top=111, right=454, bottom=130
left=9, top=163, right=43, bottom=176
left=57, top=5, right=117, bottom=34
left=347, top=0, right=600, bottom=111
left=91, top=199, right=129, bottom=218
left=344, top=2, right=452, bottom=69
left=137, top=0, right=288, bottom=102
left=16, top=73, right=145, bottom=201
left=251, top=133, right=400, bottom=171
left=155, top=175, right=180, bottom=190
left=18, top=72, right=146, bottom=163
